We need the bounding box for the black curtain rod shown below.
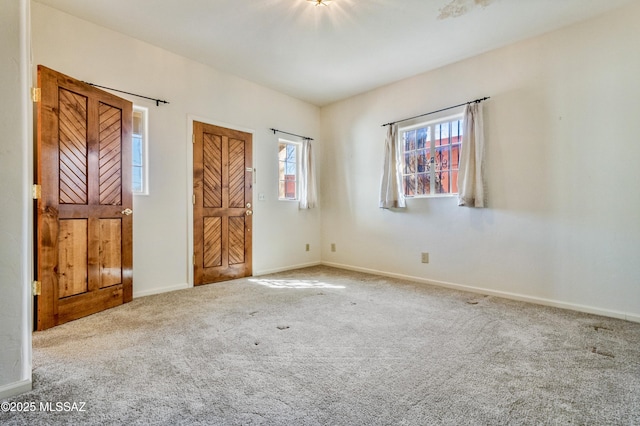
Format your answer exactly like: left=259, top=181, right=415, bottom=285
left=270, top=128, right=313, bottom=141
left=84, top=82, right=170, bottom=107
left=381, top=96, right=490, bottom=127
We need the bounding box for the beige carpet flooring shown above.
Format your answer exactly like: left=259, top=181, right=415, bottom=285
left=2, top=266, right=640, bottom=425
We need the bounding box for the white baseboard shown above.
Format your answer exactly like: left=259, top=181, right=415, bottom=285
left=0, top=379, right=32, bottom=399
left=133, top=283, right=190, bottom=298
left=132, top=262, right=323, bottom=298
left=626, top=313, right=640, bottom=323
left=322, top=261, right=640, bottom=323
left=253, top=261, right=322, bottom=277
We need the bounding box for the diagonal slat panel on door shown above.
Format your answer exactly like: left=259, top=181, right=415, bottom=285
left=228, top=138, right=245, bottom=208
left=99, top=102, right=123, bottom=206
left=203, top=133, right=222, bottom=208
left=228, top=216, right=245, bottom=265
left=58, top=88, right=88, bottom=205
left=203, top=217, right=222, bottom=267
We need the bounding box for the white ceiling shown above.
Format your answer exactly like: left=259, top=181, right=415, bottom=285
left=34, top=0, right=634, bottom=106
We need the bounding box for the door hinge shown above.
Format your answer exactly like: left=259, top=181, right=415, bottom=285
left=192, top=194, right=196, bottom=205
left=32, top=184, right=42, bottom=200
left=32, top=281, right=42, bottom=296
left=31, top=87, right=41, bottom=103
left=193, top=254, right=196, bottom=266
left=192, top=134, right=195, bottom=144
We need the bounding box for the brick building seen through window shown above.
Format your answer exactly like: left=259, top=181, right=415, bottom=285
left=401, top=115, right=463, bottom=197
left=278, top=141, right=298, bottom=200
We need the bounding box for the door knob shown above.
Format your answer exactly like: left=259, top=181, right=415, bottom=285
left=121, top=208, right=133, bottom=216
left=246, top=210, right=253, bottom=216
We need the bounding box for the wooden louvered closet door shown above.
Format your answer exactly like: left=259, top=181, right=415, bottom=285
left=193, top=121, right=253, bottom=285
left=35, top=66, right=133, bottom=330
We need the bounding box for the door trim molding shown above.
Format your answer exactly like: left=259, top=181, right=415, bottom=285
left=186, top=115, right=255, bottom=288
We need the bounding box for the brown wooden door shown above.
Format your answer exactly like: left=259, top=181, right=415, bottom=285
left=193, top=122, right=253, bottom=285
left=35, top=65, right=133, bottom=330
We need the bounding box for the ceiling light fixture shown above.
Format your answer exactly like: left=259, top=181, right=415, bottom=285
left=307, top=0, right=332, bottom=6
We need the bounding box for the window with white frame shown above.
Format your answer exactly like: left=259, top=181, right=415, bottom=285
left=132, top=106, right=148, bottom=195
left=400, top=114, right=463, bottom=197
left=278, top=140, right=299, bottom=200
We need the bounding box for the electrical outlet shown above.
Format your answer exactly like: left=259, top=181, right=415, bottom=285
left=331, top=243, right=336, bottom=252
left=305, top=243, right=310, bottom=252
left=421, top=252, right=429, bottom=263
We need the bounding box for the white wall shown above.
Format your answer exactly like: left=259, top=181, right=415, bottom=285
left=31, top=2, right=323, bottom=297
left=0, top=0, right=32, bottom=398
left=320, top=2, right=640, bottom=321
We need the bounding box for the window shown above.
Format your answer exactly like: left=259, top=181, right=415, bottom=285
left=132, top=106, right=148, bottom=195
left=278, top=140, right=299, bottom=200
left=400, top=115, right=463, bottom=197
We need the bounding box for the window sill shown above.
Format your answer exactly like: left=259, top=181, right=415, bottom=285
left=406, top=194, right=457, bottom=200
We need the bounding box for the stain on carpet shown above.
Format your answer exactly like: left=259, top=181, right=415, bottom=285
left=466, top=295, right=489, bottom=305
left=590, top=347, right=615, bottom=358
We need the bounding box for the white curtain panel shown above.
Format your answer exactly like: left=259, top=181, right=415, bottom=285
left=458, top=103, right=486, bottom=208
left=379, top=124, right=406, bottom=209
left=299, top=139, right=318, bottom=209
